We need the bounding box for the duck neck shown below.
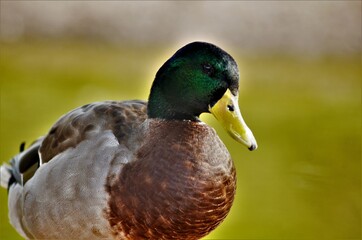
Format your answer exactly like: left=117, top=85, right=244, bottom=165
left=147, top=86, right=200, bottom=121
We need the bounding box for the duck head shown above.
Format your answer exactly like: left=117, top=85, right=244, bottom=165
left=148, top=41, right=257, bottom=151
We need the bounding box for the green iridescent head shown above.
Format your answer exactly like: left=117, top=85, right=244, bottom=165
left=148, top=41, right=239, bottom=120
left=148, top=41, right=257, bottom=150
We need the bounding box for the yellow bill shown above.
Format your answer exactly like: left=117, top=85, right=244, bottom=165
left=209, top=89, right=257, bottom=151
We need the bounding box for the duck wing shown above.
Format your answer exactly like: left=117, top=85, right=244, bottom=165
left=40, top=100, right=147, bottom=164
left=2, top=100, right=147, bottom=239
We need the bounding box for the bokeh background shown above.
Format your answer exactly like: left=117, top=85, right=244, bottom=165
left=0, top=1, right=360, bottom=239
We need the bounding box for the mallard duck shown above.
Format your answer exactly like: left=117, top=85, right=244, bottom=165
left=1, top=42, right=257, bottom=239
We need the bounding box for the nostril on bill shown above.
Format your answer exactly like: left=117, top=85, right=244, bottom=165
left=227, top=105, right=234, bottom=112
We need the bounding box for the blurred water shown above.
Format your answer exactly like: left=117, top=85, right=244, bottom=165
left=1, top=1, right=361, bottom=55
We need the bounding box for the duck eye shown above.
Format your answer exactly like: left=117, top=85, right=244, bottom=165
left=202, top=63, right=214, bottom=76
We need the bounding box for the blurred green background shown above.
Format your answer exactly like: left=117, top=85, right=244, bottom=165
left=0, top=1, right=361, bottom=240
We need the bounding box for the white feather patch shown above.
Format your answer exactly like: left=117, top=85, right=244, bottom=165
left=0, top=164, right=11, bottom=189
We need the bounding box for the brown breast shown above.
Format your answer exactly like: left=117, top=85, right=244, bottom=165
left=105, top=120, right=236, bottom=240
